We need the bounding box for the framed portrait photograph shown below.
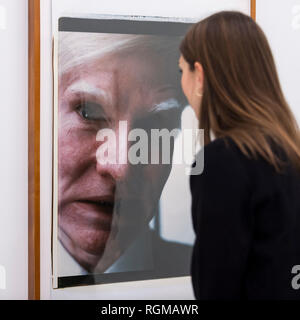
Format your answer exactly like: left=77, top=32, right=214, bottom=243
left=29, top=0, right=256, bottom=299
left=52, top=15, right=196, bottom=289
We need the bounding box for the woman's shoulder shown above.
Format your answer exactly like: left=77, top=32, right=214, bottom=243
left=193, top=136, right=249, bottom=174
left=191, top=136, right=300, bottom=195
left=190, top=136, right=251, bottom=189
left=191, top=136, right=273, bottom=193
left=198, top=136, right=280, bottom=173
left=203, top=136, right=241, bottom=158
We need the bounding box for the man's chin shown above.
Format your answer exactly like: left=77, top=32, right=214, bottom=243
left=58, top=228, right=110, bottom=271
left=69, top=233, right=139, bottom=273
left=73, top=242, right=124, bottom=274
left=58, top=221, right=153, bottom=273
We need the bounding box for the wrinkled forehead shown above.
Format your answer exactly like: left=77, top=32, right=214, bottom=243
left=58, top=32, right=181, bottom=77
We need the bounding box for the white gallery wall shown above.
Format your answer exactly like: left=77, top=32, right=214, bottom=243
left=257, top=0, right=300, bottom=124
left=0, top=0, right=28, bottom=299
left=0, top=0, right=299, bottom=299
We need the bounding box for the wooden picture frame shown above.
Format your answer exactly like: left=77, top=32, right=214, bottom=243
left=28, top=0, right=256, bottom=300
left=28, top=0, right=40, bottom=301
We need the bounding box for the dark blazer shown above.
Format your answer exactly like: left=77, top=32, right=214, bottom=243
left=190, top=137, right=300, bottom=300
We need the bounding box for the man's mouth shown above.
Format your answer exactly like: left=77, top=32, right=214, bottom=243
left=75, top=195, right=115, bottom=215
left=97, top=200, right=113, bottom=207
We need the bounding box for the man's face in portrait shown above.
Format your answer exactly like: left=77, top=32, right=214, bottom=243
left=57, top=33, right=184, bottom=273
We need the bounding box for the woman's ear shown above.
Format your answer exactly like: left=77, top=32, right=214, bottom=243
left=194, top=61, right=204, bottom=91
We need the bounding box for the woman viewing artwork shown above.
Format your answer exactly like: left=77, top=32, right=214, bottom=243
left=178, top=11, right=300, bottom=300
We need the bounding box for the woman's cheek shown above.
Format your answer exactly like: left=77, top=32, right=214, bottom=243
left=181, top=76, right=185, bottom=96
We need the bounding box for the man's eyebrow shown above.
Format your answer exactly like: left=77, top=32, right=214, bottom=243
left=67, top=81, right=110, bottom=102
left=149, top=98, right=183, bottom=113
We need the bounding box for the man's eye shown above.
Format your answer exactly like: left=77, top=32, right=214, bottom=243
left=76, top=101, right=105, bottom=121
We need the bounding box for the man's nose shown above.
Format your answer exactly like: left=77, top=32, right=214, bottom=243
left=95, top=122, right=130, bottom=182
left=96, top=158, right=129, bottom=182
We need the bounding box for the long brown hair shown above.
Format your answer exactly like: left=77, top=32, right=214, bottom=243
left=180, top=11, right=300, bottom=173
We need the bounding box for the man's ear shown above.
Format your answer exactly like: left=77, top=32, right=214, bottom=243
left=194, top=61, right=204, bottom=90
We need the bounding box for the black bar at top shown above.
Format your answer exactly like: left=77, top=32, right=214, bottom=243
left=59, top=17, right=194, bottom=36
